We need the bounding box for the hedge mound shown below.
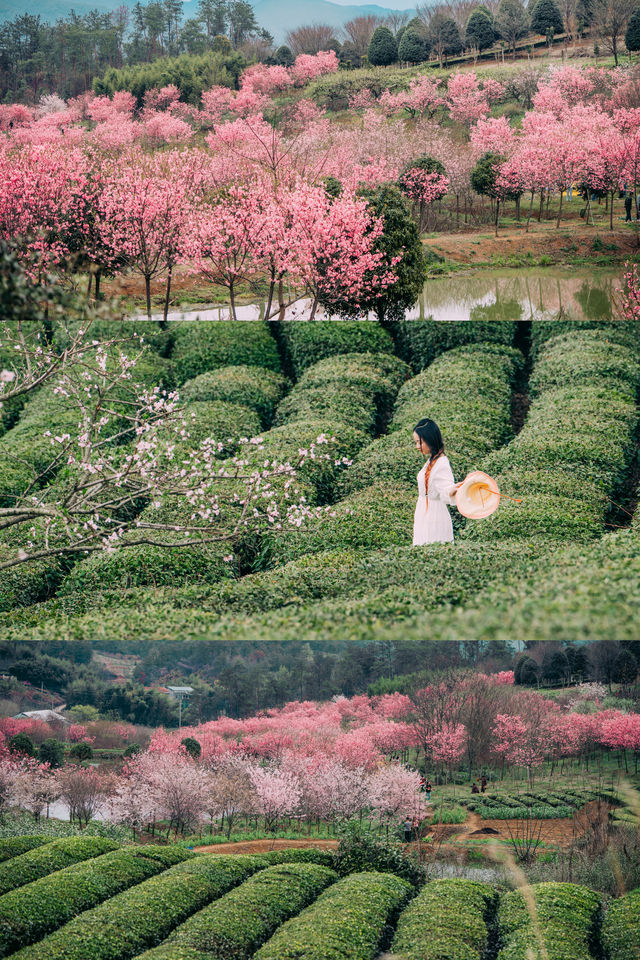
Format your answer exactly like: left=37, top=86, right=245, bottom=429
left=0, top=846, right=190, bottom=957
left=253, top=871, right=414, bottom=960
left=0, top=836, right=119, bottom=897
left=386, top=319, right=517, bottom=371
left=277, top=321, right=394, bottom=378
left=341, top=344, right=522, bottom=496
left=497, top=881, right=602, bottom=960
left=602, top=886, right=640, bottom=960
left=262, top=482, right=415, bottom=567
left=170, top=322, right=280, bottom=382
left=180, top=367, right=290, bottom=427
left=390, top=877, right=498, bottom=960
left=530, top=319, right=640, bottom=359
left=460, top=331, right=639, bottom=544
left=137, top=863, right=338, bottom=960
left=273, top=353, right=410, bottom=436
left=0, top=837, right=51, bottom=864
left=11, top=854, right=268, bottom=960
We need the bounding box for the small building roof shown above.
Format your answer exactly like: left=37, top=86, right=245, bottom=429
left=166, top=686, right=194, bottom=695
left=12, top=709, right=70, bottom=724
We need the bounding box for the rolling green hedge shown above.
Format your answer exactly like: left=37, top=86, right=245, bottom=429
left=0, top=547, right=70, bottom=612
left=51, top=320, right=172, bottom=357
left=253, top=871, right=414, bottom=960
left=460, top=331, right=639, bottom=544
left=386, top=319, right=517, bottom=371
left=180, top=367, right=291, bottom=427
left=530, top=320, right=640, bottom=359
left=11, top=854, right=268, bottom=960
left=497, top=881, right=602, bottom=960
left=137, top=863, right=338, bottom=960
left=0, top=836, right=119, bottom=897
left=159, top=400, right=262, bottom=456
left=276, top=321, right=394, bottom=379
left=0, top=846, right=190, bottom=957
left=341, top=344, right=523, bottom=496
left=273, top=353, right=410, bottom=436
left=0, top=837, right=51, bottom=864
left=170, top=322, right=280, bottom=383
left=602, top=886, right=640, bottom=960
left=390, top=878, right=498, bottom=960
left=262, top=482, right=415, bottom=567
left=255, top=850, right=336, bottom=867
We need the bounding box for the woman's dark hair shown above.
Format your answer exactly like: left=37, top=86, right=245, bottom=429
left=413, top=418, right=444, bottom=460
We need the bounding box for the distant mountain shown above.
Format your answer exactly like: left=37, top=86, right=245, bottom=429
left=0, top=0, right=415, bottom=43
left=253, top=0, right=415, bottom=41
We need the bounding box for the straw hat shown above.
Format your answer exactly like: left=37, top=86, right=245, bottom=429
left=455, top=471, right=500, bottom=520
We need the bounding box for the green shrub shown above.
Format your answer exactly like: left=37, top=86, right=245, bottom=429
left=273, top=353, right=410, bottom=435
left=137, top=863, right=338, bottom=960
left=387, top=320, right=517, bottom=371
left=180, top=367, right=290, bottom=427
left=0, top=547, right=69, bottom=612
left=460, top=333, right=639, bottom=545
left=253, top=871, right=414, bottom=960
left=529, top=332, right=640, bottom=399
left=170, top=322, right=280, bottom=383
left=602, top=887, right=640, bottom=960
left=11, top=854, right=268, bottom=960
left=277, top=321, right=394, bottom=378
left=429, top=805, right=467, bottom=824
left=0, top=837, right=51, bottom=864
left=497, top=881, right=602, bottom=960
left=0, top=836, right=119, bottom=896
left=390, top=878, right=498, bottom=959
left=255, top=849, right=336, bottom=867
left=333, top=826, right=424, bottom=887
left=341, top=344, right=522, bottom=496
left=0, top=846, right=190, bottom=956
left=530, top=320, right=640, bottom=358
left=262, top=482, right=414, bottom=567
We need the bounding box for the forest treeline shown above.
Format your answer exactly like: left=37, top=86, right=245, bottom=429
left=2, top=0, right=639, bottom=104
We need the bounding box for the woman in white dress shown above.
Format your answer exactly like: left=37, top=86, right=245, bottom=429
left=412, top=418, right=463, bottom=546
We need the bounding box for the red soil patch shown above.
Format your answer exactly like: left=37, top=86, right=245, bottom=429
left=193, top=838, right=339, bottom=855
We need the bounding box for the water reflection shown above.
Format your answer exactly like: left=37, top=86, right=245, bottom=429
left=132, top=270, right=618, bottom=323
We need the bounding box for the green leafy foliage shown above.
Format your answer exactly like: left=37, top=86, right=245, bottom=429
left=497, top=881, right=602, bottom=960
left=180, top=366, right=291, bottom=427
left=333, top=824, right=425, bottom=887
left=0, top=837, right=52, bottom=864
left=343, top=344, right=522, bottom=495
left=11, top=854, right=268, bottom=960
left=602, top=886, right=640, bottom=960
left=0, top=846, right=190, bottom=957
left=0, top=836, right=119, bottom=897
left=390, top=878, right=499, bottom=959
left=277, top=321, right=393, bottom=379
left=253, top=871, right=414, bottom=960
left=170, top=322, right=281, bottom=383
left=367, top=26, right=398, bottom=65
left=137, top=863, right=338, bottom=960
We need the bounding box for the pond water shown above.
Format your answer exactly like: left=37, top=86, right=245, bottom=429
left=132, top=268, right=620, bottom=324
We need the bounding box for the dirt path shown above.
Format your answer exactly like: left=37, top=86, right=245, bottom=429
left=194, top=838, right=339, bottom=855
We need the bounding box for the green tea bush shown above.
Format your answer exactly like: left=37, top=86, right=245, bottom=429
left=341, top=344, right=522, bottom=496
left=602, top=886, right=640, bottom=960
left=170, top=322, right=281, bottom=383
left=137, top=863, right=338, bottom=960
left=390, top=878, right=498, bottom=960
left=460, top=331, right=639, bottom=544
left=530, top=320, right=640, bottom=359
left=253, top=871, right=414, bottom=960
left=497, top=881, right=602, bottom=960
left=387, top=319, right=517, bottom=371
left=180, top=366, right=291, bottom=427
left=0, top=548, right=69, bottom=612
left=256, top=850, right=336, bottom=867
left=159, top=400, right=262, bottom=456
left=273, top=352, right=410, bottom=435
left=276, top=321, right=394, bottom=378
left=0, top=837, right=51, bottom=863
left=0, top=846, right=190, bottom=956
left=262, top=482, right=414, bottom=567
left=11, top=854, right=268, bottom=960
left=0, top=836, right=119, bottom=897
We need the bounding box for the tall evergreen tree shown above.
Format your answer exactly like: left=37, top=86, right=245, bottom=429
left=367, top=25, right=398, bottom=64
left=530, top=0, right=564, bottom=35
left=465, top=8, right=496, bottom=49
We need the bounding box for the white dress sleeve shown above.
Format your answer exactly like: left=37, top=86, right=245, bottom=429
left=428, top=457, right=457, bottom=505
